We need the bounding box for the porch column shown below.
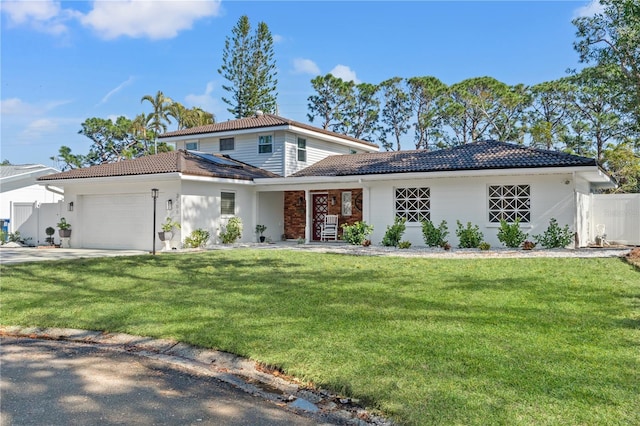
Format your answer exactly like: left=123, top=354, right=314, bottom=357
left=304, top=189, right=310, bottom=243
left=361, top=184, right=370, bottom=224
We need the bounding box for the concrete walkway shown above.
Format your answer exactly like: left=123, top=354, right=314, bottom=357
left=0, top=247, right=148, bottom=264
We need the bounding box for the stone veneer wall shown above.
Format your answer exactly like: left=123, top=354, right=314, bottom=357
left=283, top=189, right=363, bottom=240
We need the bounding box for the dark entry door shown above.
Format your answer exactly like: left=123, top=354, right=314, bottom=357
left=312, top=193, right=329, bottom=241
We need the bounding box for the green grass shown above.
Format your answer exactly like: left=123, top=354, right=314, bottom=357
left=1, top=250, right=638, bottom=426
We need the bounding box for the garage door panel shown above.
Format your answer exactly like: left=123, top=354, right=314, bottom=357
left=81, top=194, right=152, bottom=250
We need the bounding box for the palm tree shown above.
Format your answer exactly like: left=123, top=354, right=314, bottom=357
left=131, top=113, right=152, bottom=154
left=141, top=91, right=173, bottom=153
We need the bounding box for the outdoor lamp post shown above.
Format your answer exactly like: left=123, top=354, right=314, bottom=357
left=151, top=188, right=159, bottom=255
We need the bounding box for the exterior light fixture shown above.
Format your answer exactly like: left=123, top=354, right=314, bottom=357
left=151, top=188, right=159, bottom=255
left=166, top=199, right=173, bottom=210
left=68, top=202, right=74, bottom=212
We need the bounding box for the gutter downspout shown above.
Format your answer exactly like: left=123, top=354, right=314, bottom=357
left=44, top=185, right=64, bottom=196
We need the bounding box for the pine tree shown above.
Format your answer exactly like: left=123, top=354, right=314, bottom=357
left=218, top=16, right=278, bottom=118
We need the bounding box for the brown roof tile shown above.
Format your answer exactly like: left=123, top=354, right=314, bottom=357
left=291, top=140, right=599, bottom=177
left=37, top=150, right=280, bottom=182
left=159, top=113, right=379, bottom=148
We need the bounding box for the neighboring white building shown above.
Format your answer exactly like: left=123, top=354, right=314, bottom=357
left=0, top=164, right=64, bottom=243
left=37, top=114, right=617, bottom=250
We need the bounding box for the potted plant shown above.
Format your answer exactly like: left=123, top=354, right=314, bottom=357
left=45, top=226, right=55, bottom=245
left=57, top=218, right=71, bottom=238
left=158, top=217, right=180, bottom=241
left=255, top=224, right=267, bottom=243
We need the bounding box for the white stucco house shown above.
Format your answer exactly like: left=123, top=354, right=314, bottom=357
left=0, top=164, right=64, bottom=243
left=36, top=113, right=615, bottom=251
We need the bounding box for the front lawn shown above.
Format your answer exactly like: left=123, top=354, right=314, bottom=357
left=1, top=250, right=638, bottom=425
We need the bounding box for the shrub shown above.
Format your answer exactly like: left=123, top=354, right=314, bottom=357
left=381, top=217, right=407, bottom=247
left=183, top=229, right=210, bottom=248
left=421, top=219, right=449, bottom=247
left=522, top=240, right=536, bottom=250
left=398, top=240, right=412, bottom=249
left=479, top=241, right=491, bottom=250
left=341, top=221, right=374, bottom=245
left=497, top=219, right=528, bottom=248
left=533, top=218, right=574, bottom=249
left=455, top=220, right=484, bottom=248
left=220, top=217, right=242, bottom=244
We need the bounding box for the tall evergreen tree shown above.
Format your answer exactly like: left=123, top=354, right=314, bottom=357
left=218, top=15, right=278, bottom=118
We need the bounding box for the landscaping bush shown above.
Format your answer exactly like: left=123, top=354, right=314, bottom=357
left=398, top=240, right=412, bottom=249
left=183, top=229, right=210, bottom=248
left=497, top=218, right=528, bottom=248
left=479, top=241, right=491, bottom=250
left=341, top=221, right=374, bottom=245
left=455, top=220, right=483, bottom=248
left=219, top=217, right=242, bottom=244
left=533, top=218, right=574, bottom=248
left=381, top=217, right=406, bottom=247
left=421, top=219, right=449, bottom=247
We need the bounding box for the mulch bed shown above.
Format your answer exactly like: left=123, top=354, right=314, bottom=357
left=624, top=247, right=640, bottom=269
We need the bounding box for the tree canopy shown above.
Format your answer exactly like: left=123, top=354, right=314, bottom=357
left=218, top=15, right=278, bottom=118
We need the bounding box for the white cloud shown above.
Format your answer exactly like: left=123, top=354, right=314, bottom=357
left=97, top=76, right=135, bottom=106
left=1, top=0, right=60, bottom=24
left=273, top=34, right=284, bottom=43
left=80, top=0, right=222, bottom=40
left=21, top=118, right=59, bottom=139
left=1, top=98, right=39, bottom=115
left=1, top=97, right=70, bottom=116
left=329, top=65, right=360, bottom=83
left=0, top=0, right=74, bottom=35
left=185, top=81, right=218, bottom=113
left=292, top=58, right=320, bottom=75
left=574, top=0, right=605, bottom=18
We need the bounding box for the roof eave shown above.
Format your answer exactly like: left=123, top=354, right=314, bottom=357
left=256, top=165, right=608, bottom=186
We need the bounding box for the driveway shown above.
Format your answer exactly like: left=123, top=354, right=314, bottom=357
left=1, top=337, right=326, bottom=426
left=0, top=247, right=147, bottom=264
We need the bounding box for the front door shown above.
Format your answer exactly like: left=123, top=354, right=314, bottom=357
left=312, top=193, right=328, bottom=241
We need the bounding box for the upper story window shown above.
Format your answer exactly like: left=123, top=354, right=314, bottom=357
left=258, top=135, right=273, bottom=154
left=185, top=142, right=198, bottom=150
left=220, top=137, right=234, bottom=151
left=221, top=191, right=235, bottom=215
left=395, top=187, right=430, bottom=223
left=488, top=185, right=530, bottom=223
left=297, top=137, right=306, bottom=162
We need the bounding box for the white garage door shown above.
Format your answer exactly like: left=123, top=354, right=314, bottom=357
left=81, top=194, right=153, bottom=250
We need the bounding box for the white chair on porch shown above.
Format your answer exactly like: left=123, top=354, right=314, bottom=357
left=320, top=214, right=339, bottom=241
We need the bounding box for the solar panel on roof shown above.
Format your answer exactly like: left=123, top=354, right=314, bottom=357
left=189, top=151, right=242, bottom=168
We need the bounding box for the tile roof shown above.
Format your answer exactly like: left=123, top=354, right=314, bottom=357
left=37, top=150, right=280, bottom=182
left=291, top=140, right=598, bottom=177
left=159, top=113, right=379, bottom=148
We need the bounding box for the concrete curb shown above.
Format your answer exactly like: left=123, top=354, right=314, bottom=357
left=0, top=325, right=393, bottom=426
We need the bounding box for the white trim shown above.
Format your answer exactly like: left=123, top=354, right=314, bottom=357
left=255, top=166, right=611, bottom=187
left=159, top=124, right=379, bottom=152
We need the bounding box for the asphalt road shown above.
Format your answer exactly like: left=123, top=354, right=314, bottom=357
left=0, top=337, right=329, bottom=426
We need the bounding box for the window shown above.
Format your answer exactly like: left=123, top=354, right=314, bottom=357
left=395, top=187, right=430, bottom=223
left=185, top=142, right=198, bottom=150
left=488, top=185, right=530, bottom=223
left=258, top=135, right=273, bottom=154
left=342, top=191, right=352, bottom=216
left=221, top=192, right=235, bottom=215
left=297, top=137, right=306, bottom=162
left=220, top=137, right=234, bottom=151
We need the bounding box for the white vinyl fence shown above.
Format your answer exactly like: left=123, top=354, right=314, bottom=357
left=589, top=194, right=640, bottom=246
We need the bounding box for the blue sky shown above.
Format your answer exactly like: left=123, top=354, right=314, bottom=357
left=1, top=0, right=603, bottom=167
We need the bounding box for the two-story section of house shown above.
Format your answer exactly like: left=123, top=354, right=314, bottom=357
left=159, top=112, right=380, bottom=177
